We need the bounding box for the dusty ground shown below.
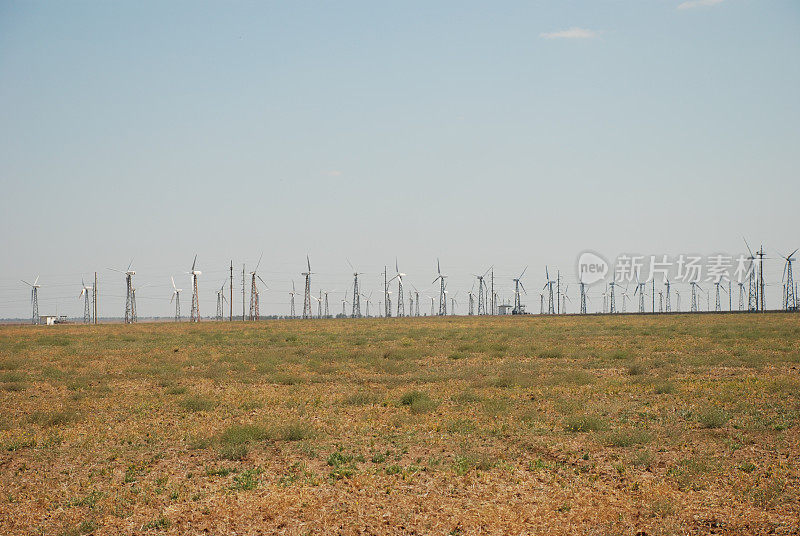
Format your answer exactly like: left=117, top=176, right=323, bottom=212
left=0, top=313, right=798, bottom=535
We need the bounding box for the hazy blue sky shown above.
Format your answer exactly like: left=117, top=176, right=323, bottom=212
left=1, top=1, right=798, bottom=318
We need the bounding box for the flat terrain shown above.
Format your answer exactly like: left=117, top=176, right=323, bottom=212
left=0, top=314, right=798, bottom=535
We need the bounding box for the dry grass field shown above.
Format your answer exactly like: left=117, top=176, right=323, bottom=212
left=0, top=313, right=798, bottom=535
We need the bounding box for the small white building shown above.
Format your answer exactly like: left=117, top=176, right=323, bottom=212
left=40, top=315, right=57, bottom=326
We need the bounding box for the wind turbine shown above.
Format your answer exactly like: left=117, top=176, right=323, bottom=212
left=544, top=267, right=555, bottom=314
left=289, top=281, right=298, bottom=318
left=634, top=270, right=647, bottom=313
left=108, top=260, right=136, bottom=323
left=79, top=278, right=93, bottom=324
left=21, top=276, right=41, bottom=324
left=743, top=238, right=759, bottom=311
left=187, top=255, right=201, bottom=322
left=473, top=266, right=492, bottom=315
left=410, top=284, right=422, bottom=317
left=512, top=266, right=527, bottom=314
left=215, top=281, right=226, bottom=321
left=348, top=259, right=363, bottom=318
left=311, top=294, right=321, bottom=319
left=323, top=290, right=331, bottom=318
left=432, top=259, right=447, bottom=316
left=468, top=283, right=475, bottom=316
left=608, top=280, right=623, bottom=314
left=690, top=282, right=702, bottom=312
left=714, top=278, right=727, bottom=312
left=302, top=256, right=313, bottom=319
left=450, top=290, right=459, bottom=316
left=363, top=291, right=373, bottom=317
left=779, top=248, right=797, bottom=311
left=249, top=253, right=267, bottom=321
left=579, top=277, right=587, bottom=315
left=130, top=283, right=149, bottom=322
left=561, top=285, right=571, bottom=314
left=390, top=259, right=406, bottom=317
left=171, top=276, right=182, bottom=322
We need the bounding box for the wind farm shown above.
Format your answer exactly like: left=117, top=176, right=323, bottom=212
left=1, top=1, right=798, bottom=534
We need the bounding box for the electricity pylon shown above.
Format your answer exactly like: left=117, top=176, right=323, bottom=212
left=664, top=278, right=671, bottom=312
left=302, top=256, right=313, bottom=319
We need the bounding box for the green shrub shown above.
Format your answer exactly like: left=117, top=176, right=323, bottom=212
left=604, top=428, right=652, bottom=447
left=179, top=395, right=218, bottom=413
left=400, top=391, right=438, bottom=414
left=564, top=415, right=607, bottom=433
left=270, top=421, right=315, bottom=442
left=696, top=407, right=731, bottom=429
left=220, top=424, right=268, bottom=446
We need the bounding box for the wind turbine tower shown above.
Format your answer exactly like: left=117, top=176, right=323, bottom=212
left=301, top=256, right=313, bottom=319
left=512, top=267, right=527, bottom=314
left=432, top=259, right=448, bottom=316
left=608, top=280, right=623, bottom=314
left=544, top=267, right=555, bottom=314
left=215, top=281, right=226, bottom=321
left=634, top=271, right=646, bottom=313
left=109, top=261, right=136, bottom=324
left=780, top=249, right=797, bottom=311
left=393, top=259, right=405, bottom=317
left=79, top=278, right=93, bottom=324
left=172, top=277, right=183, bottom=321
left=289, top=281, right=297, bottom=318
left=249, top=253, right=266, bottom=321
left=474, top=267, right=491, bottom=315
left=744, top=239, right=758, bottom=311
left=579, top=280, right=587, bottom=315
left=348, top=260, right=362, bottom=318
left=714, top=280, right=726, bottom=312
left=189, top=255, right=201, bottom=322
left=690, top=282, right=702, bottom=313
